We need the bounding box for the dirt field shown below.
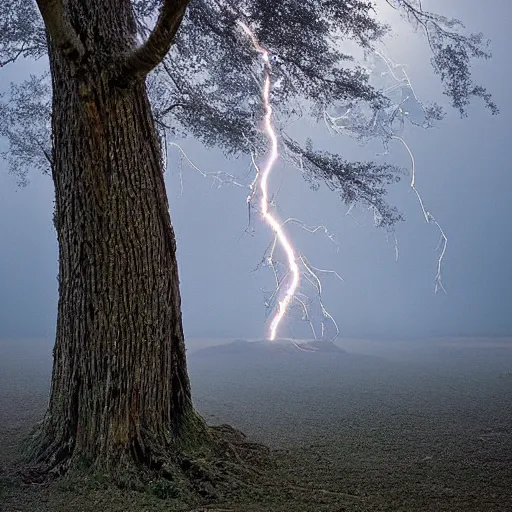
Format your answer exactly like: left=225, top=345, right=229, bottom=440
left=1, top=337, right=511, bottom=511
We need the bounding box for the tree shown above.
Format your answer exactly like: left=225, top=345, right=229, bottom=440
left=0, top=0, right=494, bottom=483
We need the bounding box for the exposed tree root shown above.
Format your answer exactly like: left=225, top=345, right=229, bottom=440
left=18, top=416, right=271, bottom=507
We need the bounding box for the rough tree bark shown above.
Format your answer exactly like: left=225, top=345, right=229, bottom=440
left=29, top=0, right=205, bottom=473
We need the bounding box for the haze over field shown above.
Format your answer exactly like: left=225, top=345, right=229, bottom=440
left=1, top=336, right=511, bottom=510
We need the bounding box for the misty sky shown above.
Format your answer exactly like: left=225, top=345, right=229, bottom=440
left=0, top=0, right=510, bottom=341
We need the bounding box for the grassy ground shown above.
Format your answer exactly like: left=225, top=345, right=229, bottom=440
left=1, top=337, right=511, bottom=511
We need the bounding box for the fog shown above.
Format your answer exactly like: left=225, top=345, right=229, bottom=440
left=1, top=335, right=511, bottom=509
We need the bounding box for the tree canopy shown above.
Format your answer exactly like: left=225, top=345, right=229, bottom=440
left=0, top=0, right=496, bottom=223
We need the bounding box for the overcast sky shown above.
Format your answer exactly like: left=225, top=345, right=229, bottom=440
left=0, top=0, right=510, bottom=341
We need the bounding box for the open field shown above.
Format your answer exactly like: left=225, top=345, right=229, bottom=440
left=1, top=337, right=511, bottom=511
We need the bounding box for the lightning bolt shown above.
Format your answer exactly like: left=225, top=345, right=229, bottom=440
left=237, top=21, right=301, bottom=341
left=166, top=16, right=343, bottom=343
left=165, top=13, right=448, bottom=345
left=377, top=48, right=448, bottom=294
left=391, top=135, right=447, bottom=294
left=322, top=47, right=448, bottom=294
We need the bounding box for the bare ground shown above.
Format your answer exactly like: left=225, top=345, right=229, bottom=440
left=1, top=337, right=511, bottom=511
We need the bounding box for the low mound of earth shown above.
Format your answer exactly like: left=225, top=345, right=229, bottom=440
left=191, top=338, right=346, bottom=357
left=188, top=338, right=385, bottom=395
left=187, top=338, right=398, bottom=451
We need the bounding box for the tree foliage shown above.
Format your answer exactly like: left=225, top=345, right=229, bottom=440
left=0, top=0, right=496, bottom=225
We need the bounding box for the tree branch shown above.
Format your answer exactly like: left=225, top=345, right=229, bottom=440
left=158, top=102, right=188, bottom=118
left=118, top=0, right=190, bottom=80
left=35, top=0, right=85, bottom=61
left=0, top=45, right=26, bottom=68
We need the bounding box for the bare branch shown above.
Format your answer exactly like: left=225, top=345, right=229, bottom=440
left=118, top=0, right=190, bottom=81
left=35, top=0, right=85, bottom=61
left=0, top=45, right=25, bottom=67
left=158, top=102, right=188, bottom=118
left=0, top=44, right=41, bottom=68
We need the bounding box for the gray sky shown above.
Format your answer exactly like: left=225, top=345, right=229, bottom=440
left=1, top=0, right=510, bottom=341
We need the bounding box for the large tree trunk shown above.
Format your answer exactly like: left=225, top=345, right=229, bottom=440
left=31, top=0, right=203, bottom=472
